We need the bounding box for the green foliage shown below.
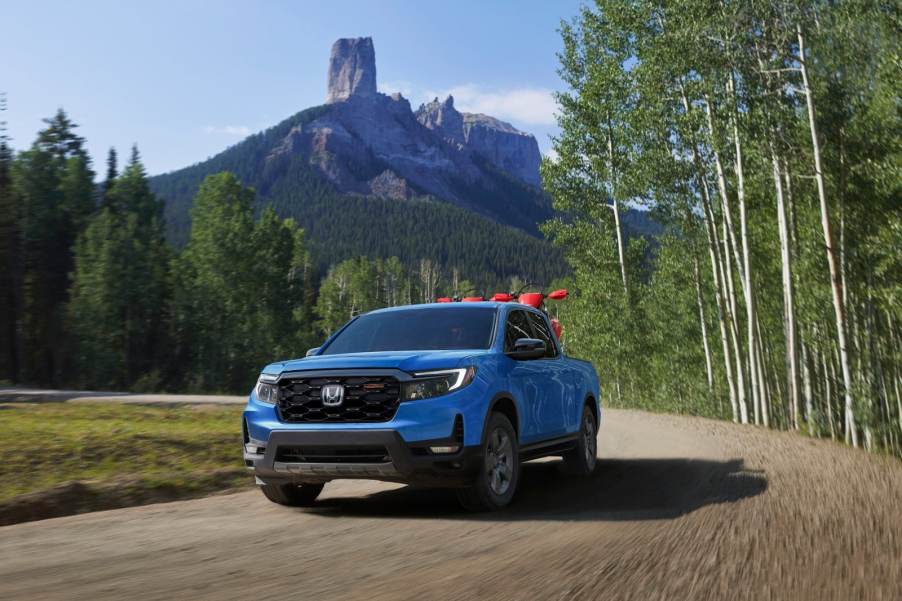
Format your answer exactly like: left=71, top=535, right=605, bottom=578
left=4, top=108, right=568, bottom=394
left=547, top=0, right=901, bottom=454
left=172, top=173, right=314, bottom=392
left=10, top=110, right=95, bottom=384
left=67, top=150, right=170, bottom=389
left=313, top=256, right=416, bottom=336
left=0, top=94, right=17, bottom=382
left=287, top=193, right=567, bottom=291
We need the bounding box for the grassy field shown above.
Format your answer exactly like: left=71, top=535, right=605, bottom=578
left=0, top=402, right=250, bottom=523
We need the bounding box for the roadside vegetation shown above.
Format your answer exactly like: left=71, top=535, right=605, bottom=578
left=0, top=402, right=247, bottom=523
left=543, top=0, right=899, bottom=456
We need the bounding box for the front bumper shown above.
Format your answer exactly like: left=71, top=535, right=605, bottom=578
left=243, top=367, right=493, bottom=487
left=245, top=428, right=481, bottom=487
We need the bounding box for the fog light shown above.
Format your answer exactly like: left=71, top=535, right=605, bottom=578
left=429, top=445, right=460, bottom=454
left=245, top=443, right=265, bottom=455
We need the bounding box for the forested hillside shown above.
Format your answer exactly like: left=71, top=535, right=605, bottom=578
left=543, top=0, right=900, bottom=456
left=148, top=105, right=566, bottom=286
left=282, top=194, right=567, bottom=287
left=149, top=105, right=330, bottom=244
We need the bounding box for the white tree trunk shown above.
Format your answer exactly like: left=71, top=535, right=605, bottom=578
left=705, top=98, right=760, bottom=424
left=802, top=339, right=815, bottom=435
left=726, top=77, right=768, bottom=428
left=825, top=350, right=836, bottom=440
left=721, top=215, right=749, bottom=424
left=694, top=255, right=715, bottom=393
left=612, top=198, right=629, bottom=297
left=755, top=315, right=770, bottom=426
left=771, top=145, right=801, bottom=429
left=679, top=83, right=740, bottom=421
left=798, top=24, right=857, bottom=446
left=701, top=174, right=739, bottom=420
left=606, top=128, right=629, bottom=298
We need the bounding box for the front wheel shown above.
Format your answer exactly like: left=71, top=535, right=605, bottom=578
left=456, top=412, right=519, bottom=511
left=563, top=404, right=598, bottom=475
left=260, top=482, right=325, bottom=506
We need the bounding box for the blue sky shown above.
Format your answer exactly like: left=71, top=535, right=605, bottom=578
left=3, top=0, right=583, bottom=175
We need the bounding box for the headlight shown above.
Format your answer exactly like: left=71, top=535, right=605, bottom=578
left=401, top=367, right=476, bottom=401
left=255, top=377, right=279, bottom=404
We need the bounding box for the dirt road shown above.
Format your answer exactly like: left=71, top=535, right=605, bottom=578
left=1, top=409, right=899, bottom=601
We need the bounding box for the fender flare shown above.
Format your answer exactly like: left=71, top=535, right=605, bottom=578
left=583, top=392, right=600, bottom=427
left=480, top=391, right=521, bottom=445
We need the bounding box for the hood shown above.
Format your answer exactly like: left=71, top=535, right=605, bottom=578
left=262, top=349, right=484, bottom=376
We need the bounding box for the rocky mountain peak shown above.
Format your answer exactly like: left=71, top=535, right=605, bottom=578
left=416, top=95, right=464, bottom=141
left=275, top=35, right=547, bottom=223
left=415, top=95, right=542, bottom=187
left=326, top=37, right=377, bottom=103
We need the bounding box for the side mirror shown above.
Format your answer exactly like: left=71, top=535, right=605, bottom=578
left=305, top=347, right=320, bottom=357
left=506, top=338, right=545, bottom=360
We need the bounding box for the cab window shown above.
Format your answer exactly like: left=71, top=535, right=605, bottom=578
left=504, top=310, right=534, bottom=352
left=526, top=311, right=558, bottom=358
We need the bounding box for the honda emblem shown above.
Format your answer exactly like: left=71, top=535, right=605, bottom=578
left=321, top=384, right=345, bottom=407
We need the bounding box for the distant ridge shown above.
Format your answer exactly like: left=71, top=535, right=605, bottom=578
left=149, top=37, right=658, bottom=287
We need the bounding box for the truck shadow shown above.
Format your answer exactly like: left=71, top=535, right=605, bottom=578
left=309, top=457, right=767, bottom=521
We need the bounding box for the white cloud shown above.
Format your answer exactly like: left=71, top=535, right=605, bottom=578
left=203, top=125, right=251, bottom=136
left=379, top=80, right=418, bottom=100
left=441, top=84, right=557, bottom=126
left=379, top=81, right=557, bottom=127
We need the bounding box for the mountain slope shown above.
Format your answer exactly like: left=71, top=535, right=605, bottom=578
left=150, top=105, right=331, bottom=244
left=149, top=36, right=566, bottom=287
left=149, top=108, right=567, bottom=288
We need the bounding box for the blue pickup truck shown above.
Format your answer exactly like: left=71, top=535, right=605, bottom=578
left=243, top=301, right=601, bottom=511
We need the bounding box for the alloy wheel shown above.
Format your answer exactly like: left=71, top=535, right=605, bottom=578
left=486, top=427, right=514, bottom=496
left=583, top=413, right=597, bottom=468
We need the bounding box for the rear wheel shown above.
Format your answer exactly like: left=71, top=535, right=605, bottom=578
left=563, top=404, right=597, bottom=475
left=456, top=412, right=519, bottom=511
left=260, top=482, right=325, bottom=506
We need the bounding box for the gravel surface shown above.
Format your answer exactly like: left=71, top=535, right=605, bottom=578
left=1, top=409, right=899, bottom=601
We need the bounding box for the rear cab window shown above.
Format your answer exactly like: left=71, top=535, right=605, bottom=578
left=504, top=309, right=534, bottom=352
left=526, top=311, right=558, bottom=358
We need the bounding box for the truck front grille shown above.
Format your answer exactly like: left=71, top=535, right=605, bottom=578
left=275, top=446, right=391, bottom=464
left=277, top=375, right=401, bottom=423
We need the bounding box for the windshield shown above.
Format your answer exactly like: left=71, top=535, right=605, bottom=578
left=320, top=307, right=497, bottom=355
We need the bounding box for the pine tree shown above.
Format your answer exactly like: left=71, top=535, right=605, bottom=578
left=11, top=109, right=95, bottom=384
left=67, top=147, right=170, bottom=389
left=102, top=147, right=117, bottom=208
left=0, top=93, right=20, bottom=382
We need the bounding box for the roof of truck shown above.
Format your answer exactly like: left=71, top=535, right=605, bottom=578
left=366, top=302, right=509, bottom=315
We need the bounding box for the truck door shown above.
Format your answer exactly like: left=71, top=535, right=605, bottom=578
left=503, top=309, right=567, bottom=443
left=525, top=311, right=569, bottom=438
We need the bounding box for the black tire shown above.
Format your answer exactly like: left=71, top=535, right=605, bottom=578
left=260, top=482, right=325, bottom=506
left=456, top=412, right=519, bottom=511
left=563, top=404, right=598, bottom=476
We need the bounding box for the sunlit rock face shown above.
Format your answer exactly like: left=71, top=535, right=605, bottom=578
left=415, top=95, right=542, bottom=187
left=326, top=37, right=377, bottom=104
left=266, top=37, right=549, bottom=234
